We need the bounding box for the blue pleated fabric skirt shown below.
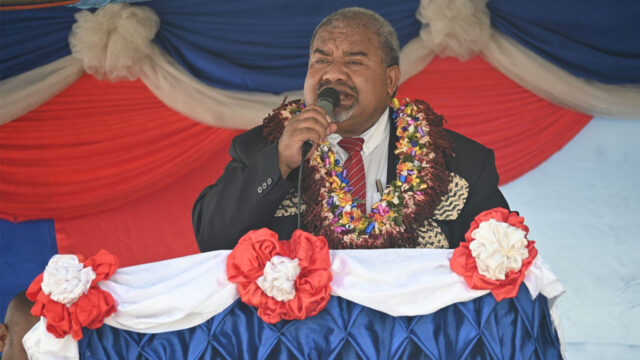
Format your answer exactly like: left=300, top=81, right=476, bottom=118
left=79, top=284, right=561, bottom=359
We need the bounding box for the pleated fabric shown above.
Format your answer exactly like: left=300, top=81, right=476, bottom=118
left=78, top=284, right=561, bottom=359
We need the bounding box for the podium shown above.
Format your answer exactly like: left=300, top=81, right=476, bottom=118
left=24, top=248, right=564, bottom=359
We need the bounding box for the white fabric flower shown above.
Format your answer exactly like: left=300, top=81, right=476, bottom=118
left=469, top=219, right=529, bottom=280
left=417, top=0, right=490, bottom=60
left=256, top=256, right=301, bottom=302
left=69, top=3, right=160, bottom=80
left=41, top=255, right=96, bottom=306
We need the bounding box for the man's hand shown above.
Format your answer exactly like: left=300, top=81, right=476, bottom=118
left=278, top=105, right=337, bottom=178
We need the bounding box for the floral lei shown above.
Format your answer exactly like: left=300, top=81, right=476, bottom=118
left=263, top=98, right=453, bottom=249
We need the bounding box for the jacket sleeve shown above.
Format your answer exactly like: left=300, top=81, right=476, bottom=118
left=442, top=131, right=509, bottom=248
left=459, top=147, right=509, bottom=221
left=192, top=126, right=295, bottom=252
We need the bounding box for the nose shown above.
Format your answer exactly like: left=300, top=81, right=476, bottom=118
left=321, top=60, right=348, bottom=83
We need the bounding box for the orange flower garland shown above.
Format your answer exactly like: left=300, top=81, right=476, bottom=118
left=262, top=98, right=453, bottom=249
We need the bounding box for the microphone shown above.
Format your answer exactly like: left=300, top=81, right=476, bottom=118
left=316, top=87, right=341, bottom=114
left=301, top=87, right=341, bottom=158
left=297, top=87, right=340, bottom=229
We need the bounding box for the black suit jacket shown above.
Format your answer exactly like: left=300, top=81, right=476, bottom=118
left=193, top=113, right=508, bottom=251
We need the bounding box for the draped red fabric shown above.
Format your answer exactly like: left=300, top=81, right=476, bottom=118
left=0, top=56, right=593, bottom=266
left=0, top=75, right=242, bottom=221
left=0, top=56, right=590, bottom=224
left=54, top=147, right=233, bottom=266
left=397, top=56, right=592, bottom=184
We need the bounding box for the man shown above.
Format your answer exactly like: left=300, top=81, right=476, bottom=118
left=0, top=292, right=38, bottom=360
left=193, top=7, right=508, bottom=251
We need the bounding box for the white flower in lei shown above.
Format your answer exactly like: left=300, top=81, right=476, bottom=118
left=469, top=219, right=530, bottom=281
left=257, top=255, right=301, bottom=302
left=41, top=255, right=96, bottom=306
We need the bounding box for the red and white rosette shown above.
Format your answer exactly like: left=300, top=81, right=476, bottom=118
left=226, top=228, right=333, bottom=323
left=26, top=249, right=119, bottom=340
left=450, top=207, right=538, bottom=301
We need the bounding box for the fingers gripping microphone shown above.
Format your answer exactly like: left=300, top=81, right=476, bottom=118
left=301, top=87, right=341, bottom=158
left=298, top=87, right=340, bottom=229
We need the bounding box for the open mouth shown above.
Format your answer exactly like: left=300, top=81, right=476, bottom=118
left=339, top=92, right=355, bottom=104
left=318, top=85, right=357, bottom=106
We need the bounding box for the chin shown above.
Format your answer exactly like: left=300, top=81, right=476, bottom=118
left=331, top=106, right=355, bottom=124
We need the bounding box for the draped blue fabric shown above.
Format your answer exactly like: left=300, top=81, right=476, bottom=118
left=0, top=6, right=76, bottom=81
left=488, top=0, right=640, bottom=84
left=147, top=0, right=421, bottom=93
left=0, top=0, right=422, bottom=91
left=72, top=0, right=150, bottom=9
left=78, top=285, right=561, bottom=359
left=2, top=1, right=638, bottom=86
left=0, top=219, right=57, bottom=323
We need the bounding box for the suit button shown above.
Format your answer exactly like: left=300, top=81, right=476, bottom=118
left=262, top=182, right=267, bottom=189
left=267, top=177, right=272, bottom=185
left=257, top=186, right=263, bottom=194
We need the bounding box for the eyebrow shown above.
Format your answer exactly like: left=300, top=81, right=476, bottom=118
left=344, top=51, right=368, bottom=57
left=311, top=49, right=369, bottom=58
left=312, top=48, right=331, bottom=56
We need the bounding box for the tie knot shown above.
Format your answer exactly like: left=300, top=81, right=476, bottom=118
left=338, top=137, right=364, bottom=155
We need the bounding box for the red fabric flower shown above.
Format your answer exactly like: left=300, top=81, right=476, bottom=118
left=26, top=249, right=119, bottom=340
left=450, top=207, right=538, bottom=301
left=227, top=228, right=332, bottom=323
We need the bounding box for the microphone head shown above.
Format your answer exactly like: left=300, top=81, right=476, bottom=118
left=316, top=87, right=341, bottom=114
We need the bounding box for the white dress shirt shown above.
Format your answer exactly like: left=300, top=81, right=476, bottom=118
left=328, top=108, right=390, bottom=212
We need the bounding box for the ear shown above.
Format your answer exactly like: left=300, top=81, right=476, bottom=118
left=0, top=323, right=8, bottom=351
left=386, top=65, right=401, bottom=98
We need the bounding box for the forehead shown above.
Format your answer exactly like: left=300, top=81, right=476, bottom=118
left=311, top=25, right=382, bottom=56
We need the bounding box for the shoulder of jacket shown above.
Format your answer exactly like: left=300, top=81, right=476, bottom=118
left=232, top=125, right=267, bottom=148
left=445, top=129, right=490, bottom=154
left=444, top=128, right=495, bottom=181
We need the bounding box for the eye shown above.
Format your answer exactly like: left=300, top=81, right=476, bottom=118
left=314, top=58, right=329, bottom=65
left=347, top=60, right=363, bottom=66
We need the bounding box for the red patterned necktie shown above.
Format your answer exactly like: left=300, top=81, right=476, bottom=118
left=338, top=137, right=366, bottom=211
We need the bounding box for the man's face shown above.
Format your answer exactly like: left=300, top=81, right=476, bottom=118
left=304, top=24, right=400, bottom=138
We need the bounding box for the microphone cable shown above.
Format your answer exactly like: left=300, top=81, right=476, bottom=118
left=296, top=142, right=313, bottom=229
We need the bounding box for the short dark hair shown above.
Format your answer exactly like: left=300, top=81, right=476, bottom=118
left=310, top=7, right=400, bottom=67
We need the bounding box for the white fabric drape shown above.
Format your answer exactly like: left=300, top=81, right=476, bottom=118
left=140, top=45, right=302, bottom=129
left=23, top=248, right=564, bottom=360
left=0, top=4, right=300, bottom=128
left=400, top=0, right=640, bottom=118
left=482, top=31, right=640, bottom=119
left=0, top=57, right=85, bottom=125
left=2, top=1, right=639, bottom=128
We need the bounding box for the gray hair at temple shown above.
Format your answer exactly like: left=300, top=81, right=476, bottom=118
left=310, top=7, right=400, bottom=67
